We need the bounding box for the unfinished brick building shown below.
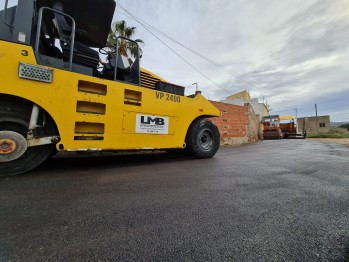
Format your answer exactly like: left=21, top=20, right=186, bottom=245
left=210, top=101, right=260, bottom=145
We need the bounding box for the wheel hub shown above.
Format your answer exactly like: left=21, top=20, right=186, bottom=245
left=0, top=139, right=17, bottom=154
left=0, top=131, right=28, bottom=162
left=199, top=130, right=213, bottom=151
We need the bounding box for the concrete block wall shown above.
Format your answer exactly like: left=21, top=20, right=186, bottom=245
left=209, top=101, right=260, bottom=145
left=297, top=116, right=331, bottom=135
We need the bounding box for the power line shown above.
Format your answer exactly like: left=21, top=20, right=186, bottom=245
left=115, top=2, right=232, bottom=94
left=115, top=8, right=273, bottom=97
left=115, top=4, right=303, bottom=108
left=116, top=9, right=304, bottom=111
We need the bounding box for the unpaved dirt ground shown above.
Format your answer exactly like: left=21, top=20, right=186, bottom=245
left=309, top=138, right=349, bottom=146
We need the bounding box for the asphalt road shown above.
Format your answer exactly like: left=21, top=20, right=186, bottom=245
left=1, top=140, right=349, bottom=261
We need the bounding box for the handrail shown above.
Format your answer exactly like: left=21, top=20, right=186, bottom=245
left=35, top=7, right=76, bottom=71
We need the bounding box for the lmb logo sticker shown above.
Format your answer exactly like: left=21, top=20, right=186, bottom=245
left=136, top=114, right=169, bottom=134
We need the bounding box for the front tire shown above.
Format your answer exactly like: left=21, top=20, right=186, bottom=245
left=185, top=119, right=220, bottom=158
left=0, top=101, right=56, bottom=176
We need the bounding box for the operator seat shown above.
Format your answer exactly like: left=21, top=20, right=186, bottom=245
left=38, top=24, right=63, bottom=59
left=102, top=53, right=132, bottom=81
left=52, top=3, right=99, bottom=70
left=127, top=57, right=140, bottom=85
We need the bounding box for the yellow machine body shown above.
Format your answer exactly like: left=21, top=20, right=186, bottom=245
left=0, top=41, right=220, bottom=152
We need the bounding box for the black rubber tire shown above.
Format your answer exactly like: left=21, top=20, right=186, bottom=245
left=0, top=101, right=56, bottom=176
left=185, top=119, right=220, bottom=158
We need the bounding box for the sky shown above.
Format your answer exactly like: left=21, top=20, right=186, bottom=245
left=112, top=1, right=345, bottom=121
left=2, top=0, right=348, bottom=121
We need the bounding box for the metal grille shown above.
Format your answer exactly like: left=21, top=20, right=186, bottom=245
left=18, top=63, right=53, bottom=83
left=140, top=71, right=159, bottom=89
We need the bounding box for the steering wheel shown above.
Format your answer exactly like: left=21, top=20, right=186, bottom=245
left=99, top=45, right=116, bottom=55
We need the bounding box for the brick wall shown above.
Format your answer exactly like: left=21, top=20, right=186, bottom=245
left=210, top=101, right=260, bottom=145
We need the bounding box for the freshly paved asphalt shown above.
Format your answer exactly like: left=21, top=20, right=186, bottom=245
left=1, top=140, right=349, bottom=261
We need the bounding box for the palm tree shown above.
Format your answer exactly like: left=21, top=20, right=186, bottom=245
left=107, top=20, right=144, bottom=59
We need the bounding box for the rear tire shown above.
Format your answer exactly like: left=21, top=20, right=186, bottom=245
left=185, top=119, right=220, bottom=158
left=0, top=101, right=56, bottom=176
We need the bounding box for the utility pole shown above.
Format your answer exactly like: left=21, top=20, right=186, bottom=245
left=295, top=108, right=298, bottom=133
left=315, top=104, right=318, bottom=134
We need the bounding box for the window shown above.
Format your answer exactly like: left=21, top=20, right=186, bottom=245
left=0, top=0, right=18, bottom=12
left=319, top=123, right=326, bottom=128
left=0, top=0, right=18, bottom=31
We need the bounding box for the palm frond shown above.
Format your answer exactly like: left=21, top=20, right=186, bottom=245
left=107, top=20, right=144, bottom=59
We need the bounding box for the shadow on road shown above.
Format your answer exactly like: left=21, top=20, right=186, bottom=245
left=37, top=151, right=194, bottom=173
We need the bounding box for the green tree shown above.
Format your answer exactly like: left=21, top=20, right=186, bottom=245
left=107, top=20, right=144, bottom=58
left=339, top=123, right=349, bottom=130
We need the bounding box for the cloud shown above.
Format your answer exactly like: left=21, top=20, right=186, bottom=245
left=115, top=0, right=349, bottom=121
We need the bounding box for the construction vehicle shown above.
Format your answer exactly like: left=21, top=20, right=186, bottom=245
left=262, top=115, right=305, bottom=139
left=262, top=115, right=283, bottom=139
left=279, top=115, right=305, bottom=139
left=0, top=0, right=221, bottom=175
